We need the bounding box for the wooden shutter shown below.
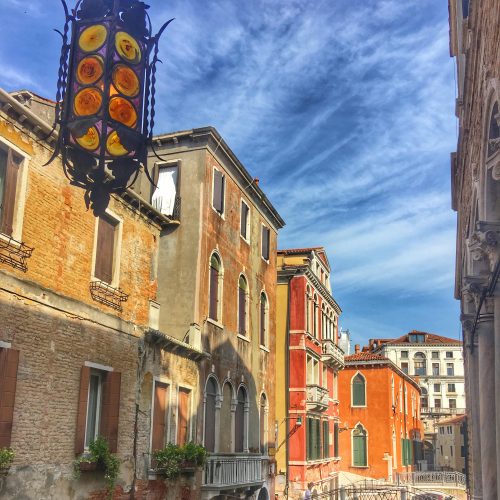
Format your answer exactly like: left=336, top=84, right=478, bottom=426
left=240, top=202, right=248, bottom=238
left=260, top=297, right=266, bottom=346
left=352, top=376, right=365, bottom=406
left=209, top=265, right=218, bottom=320
left=261, top=226, right=270, bottom=260
left=75, top=365, right=91, bottom=455
left=152, top=382, right=169, bottom=452
left=238, top=286, right=246, bottom=335
left=323, top=420, right=329, bottom=458
left=204, top=380, right=216, bottom=452
left=0, top=348, right=19, bottom=448
left=334, top=423, right=339, bottom=457
left=177, top=388, right=190, bottom=445
left=94, top=216, right=116, bottom=283
left=235, top=390, right=244, bottom=452
left=0, top=149, right=21, bottom=236
left=100, top=371, right=121, bottom=453
left=213, top=170, right=224, bottom=213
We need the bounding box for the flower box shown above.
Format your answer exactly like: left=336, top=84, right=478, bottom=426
left=78, top=461, right=98, bottom=472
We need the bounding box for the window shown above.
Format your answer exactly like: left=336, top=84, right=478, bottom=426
left=352, top=373, right=366, bottom=407
left=401, top=362, right=409, bottom=374
left=151, top=380, right=170, bottom=452
left=177, top=387, right=191, bottom=445
left=448, top=426, right=452, bottom=435
left=439, top=427, right=444, bottom=435
left=240, top=200, right=250, bottom=241
left=487, top=102, right=500, bottom=158
left=449, top=399, right=457, bottom=409
left=435, top=398, right=441, bottom=408
left=260, top=292, right=268, bottom=347
left=313, top=294, right=318, bottom=338
left=447, top=383, right=456, bottom=393
left=212, top=168, right=225, bottom=215
left=445, top=351, right=453, bottom=359
left=391, top=377, right=395, bottom=407
left=400, top=351, right=408, bottom=359
left=0, top=347, right=20, bottom=448
left=409, top=333, right=425, bottom=343
left=461, top=445, right=465, bottom=457
left=352, top=424, right=367, bottom=467
left=260, top=394, right=267, bottom=454
left=306, top=417, right=321, bottom=460
left=334, top=423, right=339, bottom=457
left=261, top=225, right=270, bottom=261
left=432, top=351, right=439, bottom=359
left=209, top=253, right=222, bottom=322
left=305, top=287, right=312, bottom=334
left=323, top=365, right=328, bottom=390
left=238, top=275, right=249, bottom=336
left=322, top=420, right=329, bottom=458
left=204, top=377, right=218, bottom=452
left=75, top=365, right=121, bottom=454
left=447, top=363, right=455, bottom=376
left=420, top=387, right=428, bottom=408
left=235, top=386, right=247, bottom=453
left=151, top=162, right=179, bottom=217
left=0, top=146, right=23, bottom=237
left=94, top=214, right=120, bottom=285
left=433, top=383, right=441, bottom=393
left=413, top=352, right=427, bottom=376
left=432, top=363, right=440, bottom=376
left=307, top=355, right=319, bottom=385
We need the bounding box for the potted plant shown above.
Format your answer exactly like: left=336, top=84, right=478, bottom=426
left=0, top=448, right=14, bottom=476
left=152, top=442, right=207, bottom=479
left=73, top=437, right=120, bottom=499
left=181, top=442, right=207, bottom=469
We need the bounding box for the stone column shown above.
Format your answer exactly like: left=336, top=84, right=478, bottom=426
left=477, top=307, right=497, bottom=499
left=214, top=394, right=222, bottom=453
left=231, top=397, right=237, bottom=453
left=243, top=400, right=250, bottom=453
left=495, top=295, right=500, bottom=491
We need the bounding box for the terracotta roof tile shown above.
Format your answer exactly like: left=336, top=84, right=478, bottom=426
left=436, top=414, right=466, bottom=425
left=345, top=352, right=389, bottom=362
left=384, top=331, right=461, bottom=346
left=278, top=247, right=323, bottom=255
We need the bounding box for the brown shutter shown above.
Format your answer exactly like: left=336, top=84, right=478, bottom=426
left=240, top=202, right=248, bottom=238
left=100, top=371, right=121, bottom=453
left=94, top=216, right=116, bottom=283
left=213, top=170, right=224, bottom=213
left=152, top=382, right=168, bottom=452
left=260, top=298, right=266, bottom=346
left=262, top=227, right=270, bottom=260
left=209, top=265, right=218, bottom=320
left=235, top=393, right=244, bottom=452
left=177, top=388, right=190, bottom=445
left=75, top=365, right=91, bottom=455
left=239, top=286, right=246, bottom=335
left=0, top=150, right=21, bottom=236
left=0, top=348, right=19, bottom=448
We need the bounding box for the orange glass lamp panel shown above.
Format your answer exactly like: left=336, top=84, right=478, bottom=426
left=73, top=87, right=103, bottom=116
left=112, top=64, right=140, bottom=97
left=109, top=96, right=137, bottom=127
left=76, top=56, right=104, bottom=85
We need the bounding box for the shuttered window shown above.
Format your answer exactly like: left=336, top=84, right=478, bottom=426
left=94, top=215, right=118, bottom=284
left=240, top=200, right=249, bottom=240
left=352, top=373, right=366, bottom=406
left=322, top=420, right=329, bottom=458
left=352, top=425, right=367, bottom=466
left=209, top=254, right=221, bottom=321
left=261, top=226, right=270, bottom=260
left=306, top=417, right=321, bottom=460
left=334, top=423, right=339, bottom=457
left=0, top=348, right=19, bottom=448
left=177, top=388, right=190, bottom=445
left=75, top=366, right=121, bottom=454
left=204, top=378, right=217, bottom=452
left=238, top=275, right=248, bottom=336
left=212, top=169, right=225, bottom=214
left=152, top=381, right=169, bottom=452
left=235, top=387, right=246, bottom=452
left=0, top=148, right=22, bottom=236
left=260, top=292, right=267, bottom=346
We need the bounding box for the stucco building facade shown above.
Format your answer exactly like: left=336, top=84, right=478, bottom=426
left=274, top=247, right=343, bottom=499
left=449, top=0, right=500, bottom=498
left=338, top=349, right=424, bottom=482
left=435, top=414, right=467, bottom=473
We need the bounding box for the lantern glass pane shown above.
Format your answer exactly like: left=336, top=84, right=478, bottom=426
left=79, top=24, right=108, bottom=52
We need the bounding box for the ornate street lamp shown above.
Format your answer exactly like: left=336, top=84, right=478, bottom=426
left=47, top=0, right=172, bottom=213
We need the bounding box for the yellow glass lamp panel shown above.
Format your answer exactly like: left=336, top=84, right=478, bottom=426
left=115, top=31, right=141, bottom=64
left=79, top=24, right=107, bottom=52
left=75, top=126, right=100, bottom=151
left=106, top=131, right=128, bottom=156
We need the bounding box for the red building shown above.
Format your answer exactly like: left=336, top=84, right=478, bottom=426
left=338, top=347, right=425, bottom=482
left=275, top=248, right=344, bottom=498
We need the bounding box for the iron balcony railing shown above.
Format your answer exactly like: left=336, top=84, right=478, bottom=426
left=321, top=339, right=345, bottom=369
left=202, top=453, right=264, bottom=489
left=397, top=471, right=466, bottom=487
left=306, top=384, right=329, bottom=411
left=420, top=407, right=466, bottom=416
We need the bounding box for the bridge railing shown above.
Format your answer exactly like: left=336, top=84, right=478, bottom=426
left=397, top=470, right=466, bottom=487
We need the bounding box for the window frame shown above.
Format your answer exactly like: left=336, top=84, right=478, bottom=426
left=177, top=384, right=194, bottom=445
left=237, top=273, right=249, bottom=338
left=149, top=376, right=172, bottom=455
left=0, top=137, right=29, bottom=242
left=351, top=423, right=368, bottom=467
left=260, top=223, right=271, bottom=262
left=211, top=166, right=225, bottom=217
left=151, top=160, right=180, bottom=217
left=446, top=363, right=455, bottom=376
left=351, top=372, right=367, bottom=407
left=208, top=251, right=223, bottom=324
left=90, top=209, right=123, bottom=287
left=259, top=290, right=269, bottom=348
left=240, top=198, right=250, bottom=243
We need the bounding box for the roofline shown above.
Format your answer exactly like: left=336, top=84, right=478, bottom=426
left=153, top=126, right=285, bottom=229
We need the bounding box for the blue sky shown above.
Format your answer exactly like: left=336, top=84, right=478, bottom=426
left=0, top=0, right=460, bottom=346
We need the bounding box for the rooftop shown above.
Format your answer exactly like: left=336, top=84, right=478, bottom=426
left=436, top=414, right=467, bottom=426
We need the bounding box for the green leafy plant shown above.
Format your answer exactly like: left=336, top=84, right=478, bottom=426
left=0, top=448, right=14, bottom=473
left=153, top=442, right=207, bottom=479
left=73, top=437, right=120, bottom=498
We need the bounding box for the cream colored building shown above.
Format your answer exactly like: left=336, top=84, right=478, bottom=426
left=435, top=415, right=467, bottom=474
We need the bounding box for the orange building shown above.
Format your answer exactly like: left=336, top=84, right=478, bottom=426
left=338, top=348, right=424, bottom=482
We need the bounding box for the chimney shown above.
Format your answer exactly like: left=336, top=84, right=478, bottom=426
left=254, top=177, right=259, bottom=186
left=355, top=344, right=360, bottom=354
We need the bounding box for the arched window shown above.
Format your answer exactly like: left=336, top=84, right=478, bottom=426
left=260, top=393, right=268, bottom=454
left=413, top=352, right=427, bottom=376
left=351, top=373, right=366, bottom=407
left=305, top=286, right=312, bottom=334
left=235, top=386, right=247, bottom=452
left=209, top=253, right=222, bottom=321
left=220, top=381, right=233, bottom=453
left=260, top=291, right=268, bottom=347
left=321, top=304, right=326, bottom=339
left=352, top=424, right=367, bottom=467
left=487, top=101, right=500, bottom=158
left=238, top=275, right=248, bottom=336
left=313, top=294, right=318, bottom=338
left=204, top=377, right=219, bottom=452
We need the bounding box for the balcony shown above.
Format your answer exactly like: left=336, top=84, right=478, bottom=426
left=421, top=407, right=465, bottom=416
left=306, top=384, right=329, bottom=411
left=202, top=453, right=265, bottom=498
left=321, top=339, right=345, bottom=369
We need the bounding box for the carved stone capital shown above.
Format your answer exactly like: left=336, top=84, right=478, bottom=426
left=460, top=313, right=475, bottom=334
left=468, top=222, right=500, bottom=270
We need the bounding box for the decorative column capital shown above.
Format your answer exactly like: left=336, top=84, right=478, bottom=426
left=468, top=221, right=500, bottom=270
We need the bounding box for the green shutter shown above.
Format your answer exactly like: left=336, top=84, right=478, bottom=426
left=353, top=433, right=367, bottom=466
left=352, top=375, right=365, bottom=406
left=306, top=418, right=311, bottom=460
left=323, top=420, right=329, bottom=458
